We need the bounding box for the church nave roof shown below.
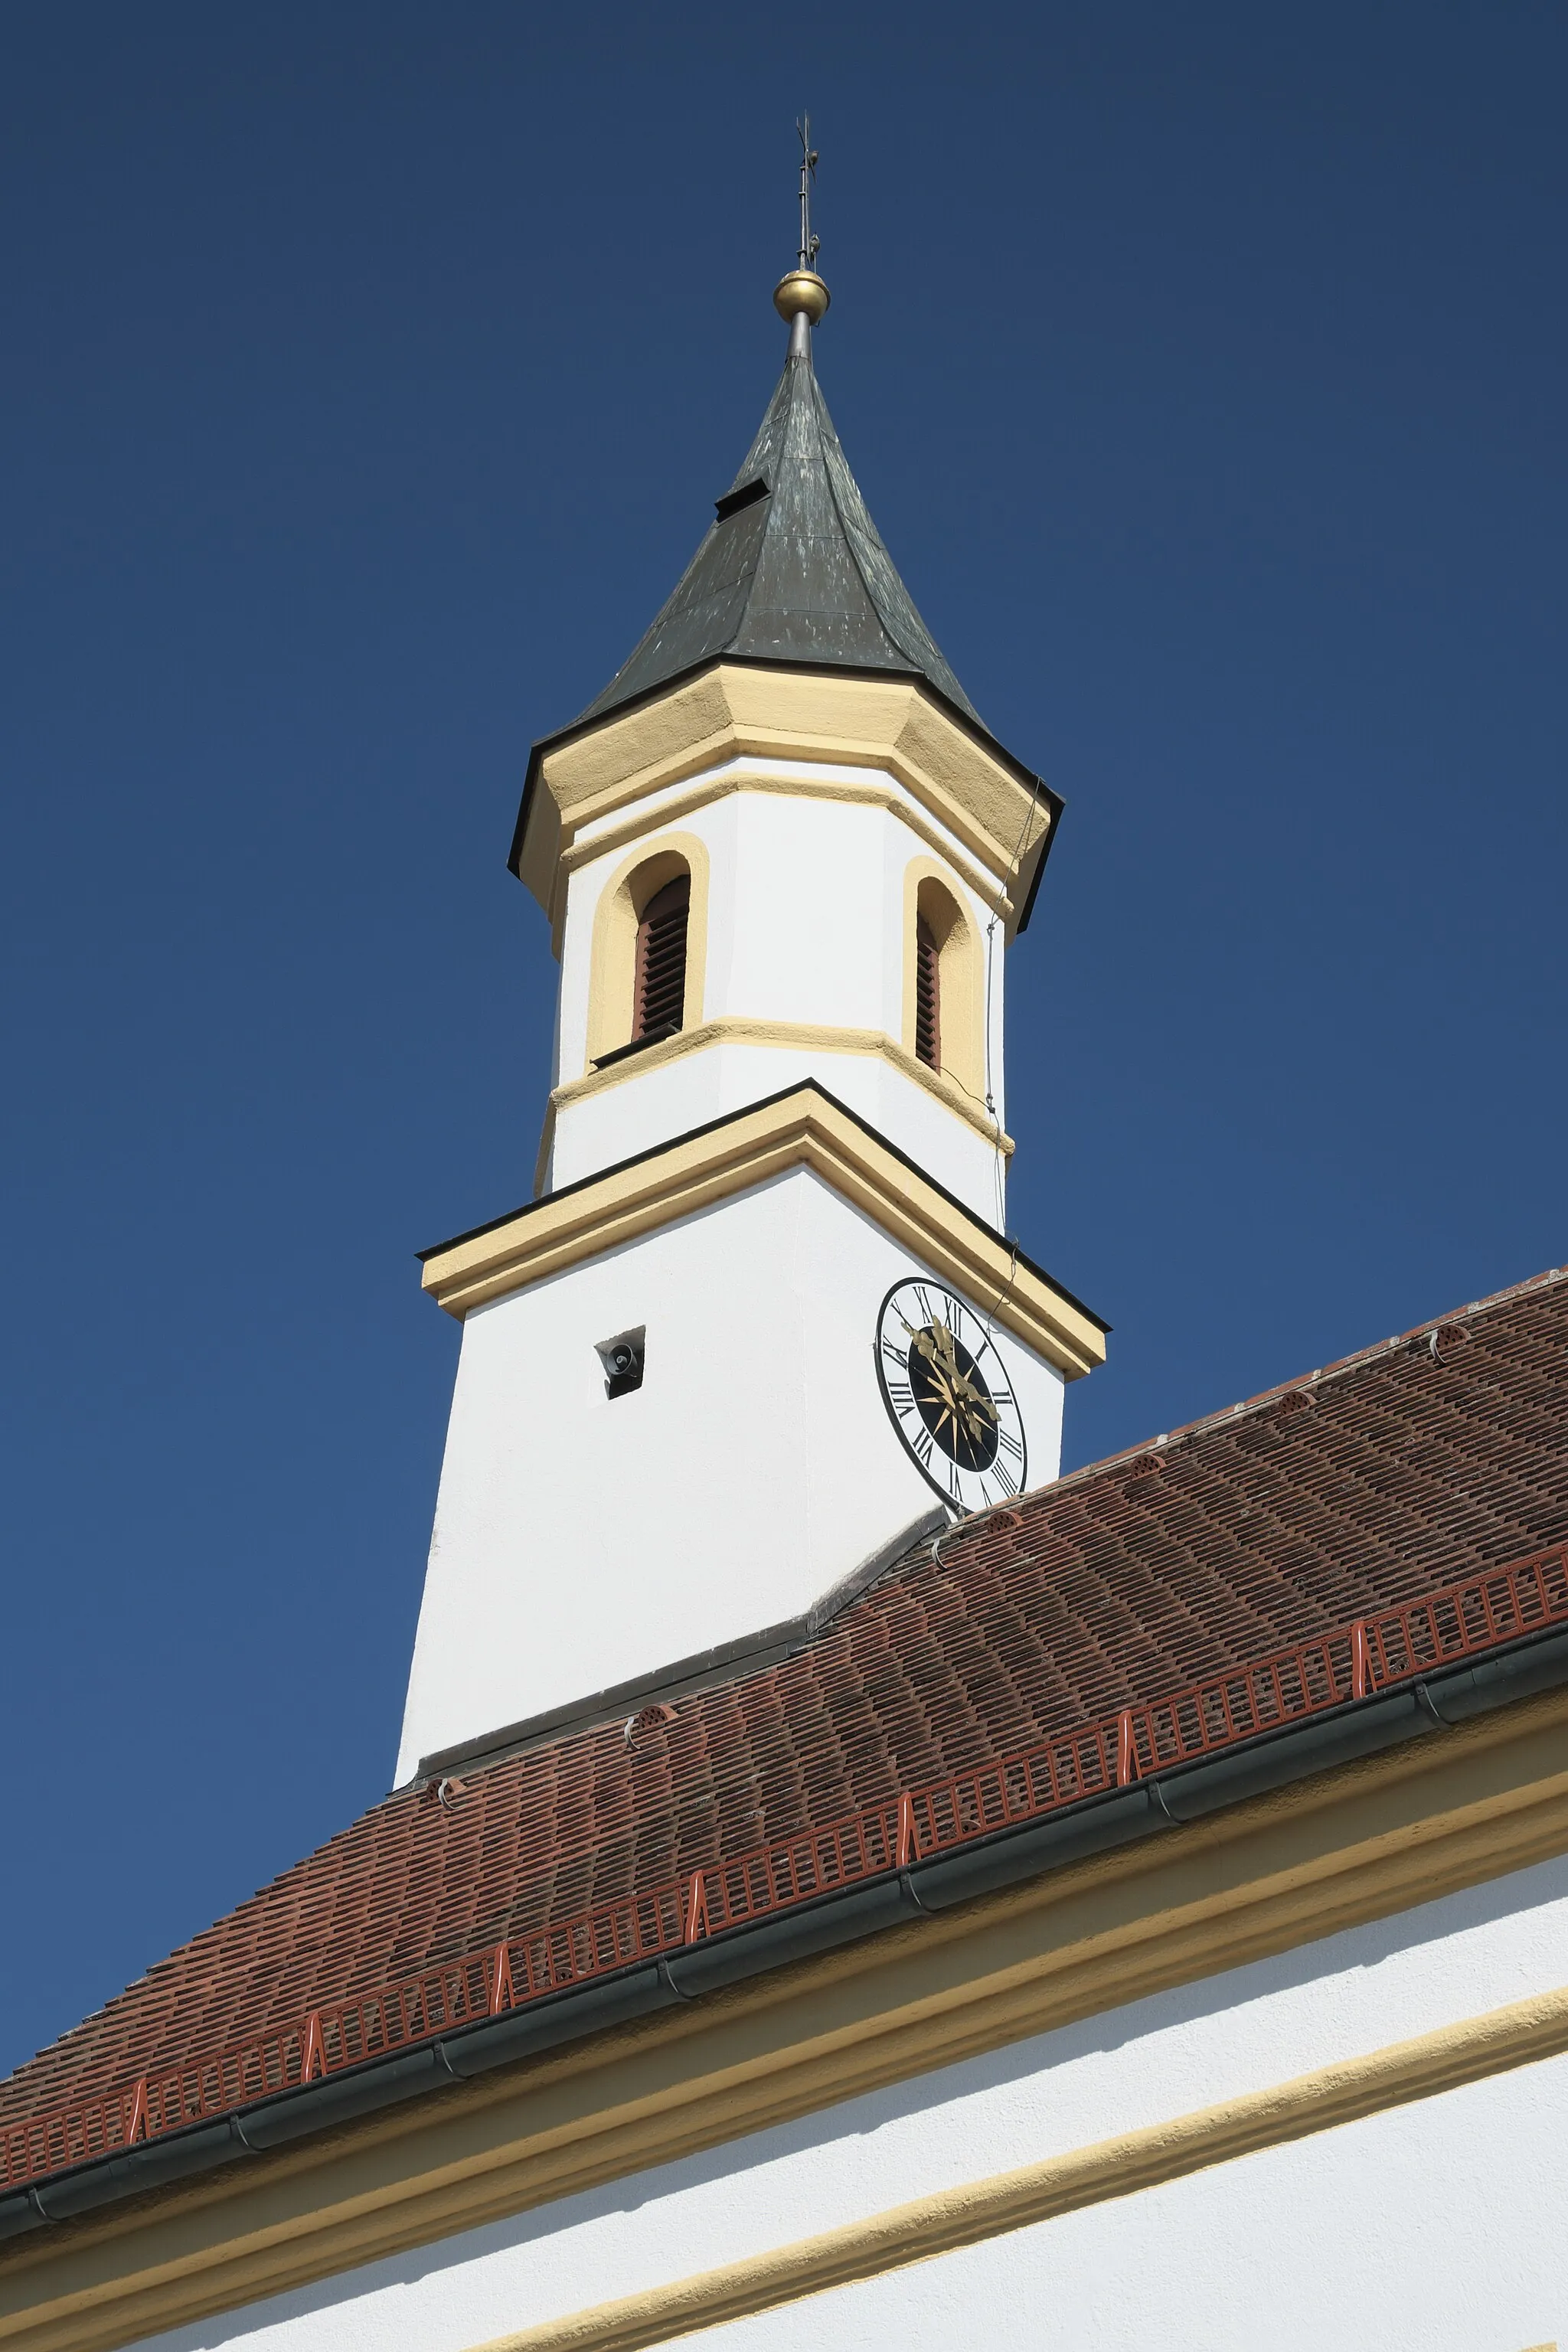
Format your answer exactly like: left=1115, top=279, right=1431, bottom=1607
left=4, top=1263, right=1568, bottom=2216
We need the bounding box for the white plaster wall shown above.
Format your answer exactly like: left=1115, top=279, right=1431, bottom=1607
left=395, top=1166, right=1063, bottom=1779
left=546, top=759, right=1009, bottom=1218
left=138, top=1852, right=1568, bottom=2352
left=711, top=2061, right=1565, bottom=2352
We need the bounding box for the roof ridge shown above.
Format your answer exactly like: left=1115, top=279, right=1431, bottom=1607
left=797, top=359, right=908, bottom=675
left=1043, top=1262, right=1568, bottom=1500
left=803, top=360, right=975, bottom=711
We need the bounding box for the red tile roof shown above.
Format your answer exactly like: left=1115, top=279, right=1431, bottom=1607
left=4, top=1266, right=1567, bottom=2153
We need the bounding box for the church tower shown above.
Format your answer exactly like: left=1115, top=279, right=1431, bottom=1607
left=395, top=209, right=1106, bottom=1786
left=13, top=151, right=1566, bottom=2352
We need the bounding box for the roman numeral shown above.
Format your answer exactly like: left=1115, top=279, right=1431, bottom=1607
left=887, top=1382, right=913, bottom=1410
left=997, top=1427, right=1023, bottom=1459
left=913, top=1428, right=934, bottom=1466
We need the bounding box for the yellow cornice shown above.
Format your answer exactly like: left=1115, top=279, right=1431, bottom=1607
left=518, top=668, right=1054, bottom=940
left=4, top=1684, right=1567, bottom=2351
left=471, top=1981, right=1568, bottom=2352
left=424, top=1084, right=1095, bottom=1379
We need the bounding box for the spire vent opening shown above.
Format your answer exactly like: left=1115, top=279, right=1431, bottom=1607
left=914, top=915, right=942, bottom=1073
left=633, top=874, right=691, bottom=1040
left=714, top=477, right=770, bottom=523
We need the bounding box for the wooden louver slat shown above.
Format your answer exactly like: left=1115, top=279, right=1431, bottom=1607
left=914, top=916, right=941, bottom=1072
left=634, top=876, right=691, bottom=1040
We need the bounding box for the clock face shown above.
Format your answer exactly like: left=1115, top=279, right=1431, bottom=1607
left=874, top=1278, right=1027, bottom=1514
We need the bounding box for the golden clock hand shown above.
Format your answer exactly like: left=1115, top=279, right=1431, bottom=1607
left=900, top=1315, right=939, bottom=1367
left=936, top=1348, right=993, bottom=1419
left=940, top=1345, right=1001, bottom=1411
left=931, top=1324, right=998, bottom=1427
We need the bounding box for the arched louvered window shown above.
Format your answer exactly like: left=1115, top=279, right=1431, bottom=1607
left=914, top=913, right=941, bottom=1072
left=633, top=874, right=690, bottom=1040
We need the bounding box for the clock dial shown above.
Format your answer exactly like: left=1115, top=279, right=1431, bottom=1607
left=874, top=1278, right=1027, bottom=1514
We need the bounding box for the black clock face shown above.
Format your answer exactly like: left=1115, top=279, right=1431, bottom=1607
left=874, top=1279, right=1027, bottom=1514
left=906, top=1318, right=999, bottom=1472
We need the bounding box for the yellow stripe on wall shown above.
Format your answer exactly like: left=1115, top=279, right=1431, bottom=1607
left=469, top=1984, right=1568, bottom=2352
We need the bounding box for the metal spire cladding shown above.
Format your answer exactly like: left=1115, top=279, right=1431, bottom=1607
left=577, top=265, right=981, bottom=730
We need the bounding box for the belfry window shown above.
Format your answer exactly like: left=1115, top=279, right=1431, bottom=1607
left=914, top=914, right=941, bottom=1071
left=633, top=874, right=690, bottom=1040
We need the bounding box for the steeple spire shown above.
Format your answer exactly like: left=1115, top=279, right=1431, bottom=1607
left=577, top=123, right=980, bottom=732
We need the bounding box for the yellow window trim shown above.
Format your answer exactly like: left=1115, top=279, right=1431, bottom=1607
left=901, top=858, right=987, bottom=1103
left=580, top=833, right=710, bottom=1070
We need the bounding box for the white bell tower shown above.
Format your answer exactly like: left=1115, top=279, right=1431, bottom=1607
left=394, top=258, right=1106, bottom=1786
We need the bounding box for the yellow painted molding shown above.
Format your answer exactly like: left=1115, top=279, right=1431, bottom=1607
left=425, top=1086, right=1087, bottom=1374
left=557, top=769, right=1004, bottom=927
left=467, top=1983, right=1568, bottom=2352
left=546, top=1016, right=1010, bottom=1146
left=7, top=1688, right=1568, bottom=2352
left=518, top=668, right=1053, bottom=939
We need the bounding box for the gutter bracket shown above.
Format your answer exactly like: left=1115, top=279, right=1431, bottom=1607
left=1413, top=1677, right=1447, bottom=1727
left=658, top=1956, right=699, bottom=2003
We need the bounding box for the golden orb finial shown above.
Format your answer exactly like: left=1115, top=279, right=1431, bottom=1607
left=773, top=268, right=831, bottom=326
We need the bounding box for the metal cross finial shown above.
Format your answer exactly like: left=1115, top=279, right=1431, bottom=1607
left=795, top=115, right=820, bottom=274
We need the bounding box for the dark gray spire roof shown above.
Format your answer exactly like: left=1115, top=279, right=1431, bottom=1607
left=577, top=338, right=982, bottom=727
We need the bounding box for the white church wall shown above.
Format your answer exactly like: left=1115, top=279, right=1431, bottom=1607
left=544, top=758, right=1009, bottom=1214
left=395, top=1166, right=1063, bottom=1780
left=133, top=1851, right=1568, bottom=2352
left=707, top=2056, right=1563, bottom=2352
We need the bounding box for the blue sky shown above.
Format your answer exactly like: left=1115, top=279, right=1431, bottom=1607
left=3, top=2, right=1564, bottom=2076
